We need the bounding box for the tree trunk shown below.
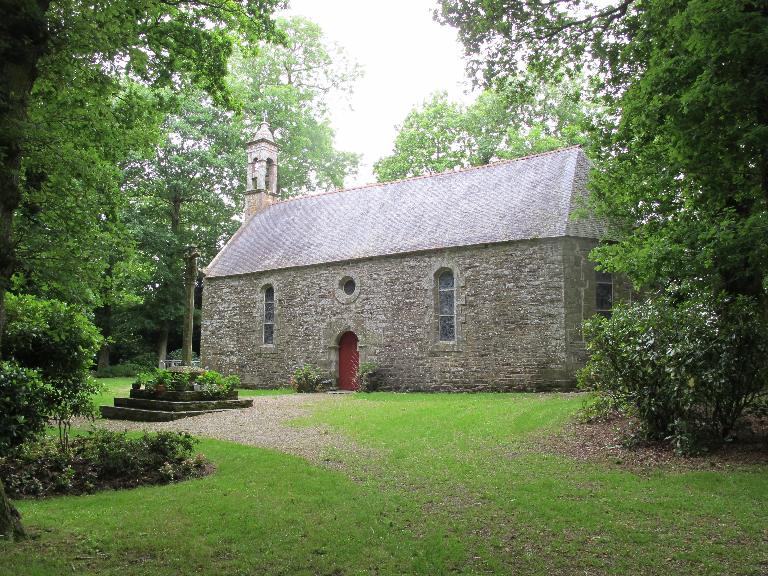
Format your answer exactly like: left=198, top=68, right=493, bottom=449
left=157, top=321, right=169, bottom=367
left=97, top=344, right=111, bottom=372
left=0, top=478, right=25, bottom=541
left=95, top=304, right=112, bottom=371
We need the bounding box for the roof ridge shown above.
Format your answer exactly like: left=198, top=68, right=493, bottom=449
left=276, top=145, right=583, bottom=206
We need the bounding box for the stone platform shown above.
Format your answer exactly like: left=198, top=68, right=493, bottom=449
left=100, top=389, right=253, bottom=421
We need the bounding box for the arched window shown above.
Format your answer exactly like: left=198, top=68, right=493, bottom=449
left=438, top=270, right=456, bottom=342
left=263, top=285, right=275, bottom=344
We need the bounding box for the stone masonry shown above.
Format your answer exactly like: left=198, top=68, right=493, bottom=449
left=201, top=236, right=624, bottom=391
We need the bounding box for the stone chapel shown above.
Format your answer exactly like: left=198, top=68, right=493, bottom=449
left=200, top=121, right=618, bottom=391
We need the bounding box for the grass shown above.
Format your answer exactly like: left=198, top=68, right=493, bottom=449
left=4, top=391, right=766, bottom=575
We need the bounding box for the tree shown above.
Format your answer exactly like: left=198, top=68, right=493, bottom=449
left=374, top=78, right=590, bottom=182
left=115, top=17, right=362, bottom=364
left=437, top=0, right=768, bottom=306
left=229, top=16, right=362, bottom=195
left=438, top=0, right=768, bottom=445
left=0, top=0, right=283, bottom=346
left=374, top=92, right=471, bottom=181
left=0, top=0, right=282, bottom=540
left=123, top=90, right=246, bottom=362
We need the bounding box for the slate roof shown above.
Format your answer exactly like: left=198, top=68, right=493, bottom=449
left=204, top=146, right=602, bottom=278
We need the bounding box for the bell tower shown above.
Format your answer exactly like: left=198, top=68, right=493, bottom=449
left=243, top=117, right=278, bottom=219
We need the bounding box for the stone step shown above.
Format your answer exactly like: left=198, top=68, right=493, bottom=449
left=114, top=397, right=253, bottom=412
left=99, top=406, right=231, bottom=422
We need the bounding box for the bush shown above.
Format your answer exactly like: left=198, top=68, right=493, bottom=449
left=356, top=362, right=379, bottom=392
left=167, top=349, right=200, bottom=362
left=134, top=368, right=235, bottom=398
left=3, top=293, right=103, bottom=451
left=4, top=293, right=102, bottom=382
left=0, top=362, right=50, bottom=455
left=291, top=364, right=324, bottom=393
left=579, top=293, right=768, bottom=453
left=169, top=371, right=191, bottom=392
left=0, top=430, right=210, bottom=498
left=95, top=362, right=147, bottom=378
left=196, top=370, right=238, bottom=399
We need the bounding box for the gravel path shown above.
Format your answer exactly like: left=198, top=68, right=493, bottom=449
left=93, top=393, right=360, bottom=463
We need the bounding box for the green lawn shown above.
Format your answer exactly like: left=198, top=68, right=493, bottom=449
left=4, top=392, right=766, bottom=575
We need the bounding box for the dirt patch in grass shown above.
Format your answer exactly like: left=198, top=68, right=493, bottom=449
left=535, top=414, right=768, bottom=471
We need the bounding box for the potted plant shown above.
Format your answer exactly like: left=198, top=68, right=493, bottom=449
left=170, top=371, right=190, bottom=392
left=133, top=371, right=153, bottom=392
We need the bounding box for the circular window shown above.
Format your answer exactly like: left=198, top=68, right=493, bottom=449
left=335, top=275, right=360, bottom=304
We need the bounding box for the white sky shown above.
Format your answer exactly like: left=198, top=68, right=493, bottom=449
left=281, top=0, right=476, bottom=187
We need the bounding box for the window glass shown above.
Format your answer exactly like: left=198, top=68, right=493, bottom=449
left=263, top=286, right=275, bottom=344
left=596, top=272, right=613, bottom=318
left=438, top=270, right=456, bottom=342
left=439, top=316, right=455, bottom=341
left=438, top=271, right=454, bottom=290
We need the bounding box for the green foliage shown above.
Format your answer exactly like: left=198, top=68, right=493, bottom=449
left=134, top=372, right=156, bottom=390
left=439, top=0, right=768, bottom=303
left=3, top=293, right=103, bottom=451
left=10, top=0, right=284, bottom=309
left=95, top=362, right=148, bottom=378
left=0, top=362, right=49, bottom=456
left=355, top=362, right=379, bottom=393
left=169, top=371, right=191, bottom=392
left=196, top=371, right=239, bottom=399
left=0, top=430, right=208, bottom=498
left=291, top=364, right=325, bottom=393
left=228, top=16, right=362, bottom=196
left=167, top=349, right=200, bottom=362
left=3, top=293, right=102, bottom=382
left=579, top=294, right=768, bottom=453
left=374, top=80, right=590, bottom=182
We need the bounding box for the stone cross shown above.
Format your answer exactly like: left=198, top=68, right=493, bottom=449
left=182, top=245, right=200, bottom=366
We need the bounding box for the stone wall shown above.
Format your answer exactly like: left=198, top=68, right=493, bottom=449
left=201, top=237, right=602, bottom=392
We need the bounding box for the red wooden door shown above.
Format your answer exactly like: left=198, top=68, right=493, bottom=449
left=338, top=331, right=359, bottom=391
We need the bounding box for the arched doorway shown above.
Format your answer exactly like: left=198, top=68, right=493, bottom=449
left=338, top=331, right=359, bottom=391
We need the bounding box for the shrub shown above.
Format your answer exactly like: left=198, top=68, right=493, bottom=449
left=196, top=370, right=238, bottom=399
left=291, top=364, right=324, bottom=393
left=3, top=293, right=103, bottom=451
left=134, top=368, right=234, bottom=398
left=356, top=362, right=379, bottom=392
left=169, top=371, right=191, bottom=392
left=0, top=362, right=50, bottom=455
left=128, top=352, right=158, bottom=369
left=0, top=430, right=210, bottom=498
left=95, top=362, right=147, bottom=378
left=48, top=376, right=102, bottom=453
left=4, top=293, right=102, bottom=382
left=167, top=348, right=200, bottom=362
left=579, top=292, right=768, bottom=453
